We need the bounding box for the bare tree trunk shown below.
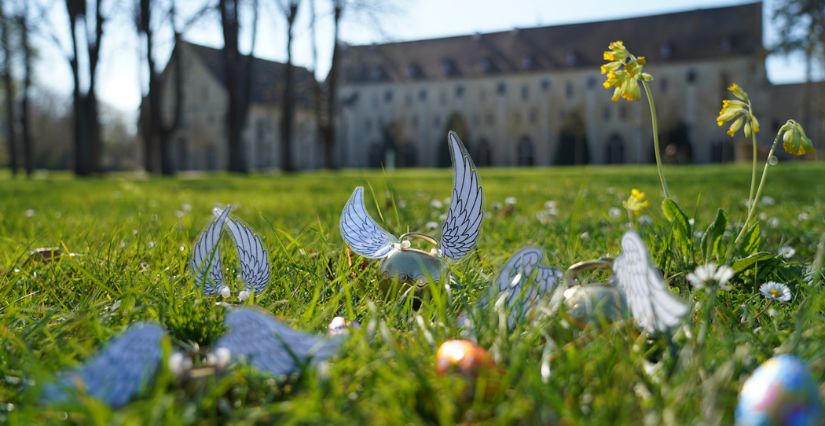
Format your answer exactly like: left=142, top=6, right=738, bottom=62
left=280, top=0, right=299, bottom=172
left=308, top=0, right=325, bottom=168
left=240, top=0, right=258, bottom=169
left=159, top=20, right=186, bottom=173
left=18, top=7, right=32, bottom=178
left=219, top=0, right=247, bottom=173
left=138, top=0, right=158, bottom=173
left=323, top=1, right=342, bottom=170
left=65, top=0, right=104, bottom=176
left=66, top=0, right=89, bottom=175
left=87, top=0, right=104, bottom=173
left=0, top=1, right=17, bottom=176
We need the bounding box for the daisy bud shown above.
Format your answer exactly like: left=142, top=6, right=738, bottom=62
left=220, top=286, right=231, bottom=298
left=168, top=352, right=192, bottom=376
left=238, top=290, right=250, bottom=302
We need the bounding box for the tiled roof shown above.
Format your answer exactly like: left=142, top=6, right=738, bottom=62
left=181, top=41, right=317, bottom=107
left=340, top=2, right=762, bottom=84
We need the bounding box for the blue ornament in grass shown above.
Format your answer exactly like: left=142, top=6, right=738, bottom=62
left=736, top=355, right=822, bottom=426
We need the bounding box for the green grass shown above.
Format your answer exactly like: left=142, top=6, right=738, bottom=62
left=1, top=163, right=824, bottom=424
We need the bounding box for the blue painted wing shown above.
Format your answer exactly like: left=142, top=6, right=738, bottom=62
left=41, top=323, right=166, bottom=407
left=191, top=207, right=231, bottom=295
left=440, top=131, right=483, bottom=260
left=215, top=308, right=344, bottom=377
left=339, top=186, right=398, bottom=259
left=480, top=247, right=563, bottom=326
left=224, top=216, right=270, bottom=294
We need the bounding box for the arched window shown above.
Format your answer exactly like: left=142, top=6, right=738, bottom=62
left=176, top=138, right=188, bottom=171
left=476, top=139, right=492, bottom=167
left=517, top=136, right=535, bottom=166
left=604, top=134, right=625, bottom=164
left=399, top=142, right=417, bottom=167
left=710, top=141, right=734, bottom=163
left=368, top=142, right=383, bottom=168
left=554, top=112, right=590, bottom=165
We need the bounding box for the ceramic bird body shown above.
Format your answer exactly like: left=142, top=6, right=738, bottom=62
left=340, top=131, right=483, bottom=293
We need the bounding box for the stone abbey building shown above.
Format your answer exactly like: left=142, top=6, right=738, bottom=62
left=335, top=2, right=821, bottom=168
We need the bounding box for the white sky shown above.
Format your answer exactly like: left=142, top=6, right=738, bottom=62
left=33, top=0, right=817, bottom=123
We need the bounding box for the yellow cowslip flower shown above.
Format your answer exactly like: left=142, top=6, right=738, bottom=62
left=779, top=120, right=816, bottom=156
left=600, top=41, right=652, bottom=102
left=717, top=83, right=759, bottom=138
left=623, top=188, right=649, bottom=216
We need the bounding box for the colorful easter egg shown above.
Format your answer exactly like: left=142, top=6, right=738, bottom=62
left=736, top=354, right=822, bottom=426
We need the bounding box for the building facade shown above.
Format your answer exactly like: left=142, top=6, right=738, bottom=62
left=335, top=2, right=819, bottom=168
left=150, top=41, right=321, bottom=171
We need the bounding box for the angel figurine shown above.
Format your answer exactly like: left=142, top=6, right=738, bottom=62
left=40, top=307, right=345, bottom=408
left=463, top=231, right=686, bottom=334
left=191, top=207, right=271, bottom=301
left=339, top=131, right=483, bottom=300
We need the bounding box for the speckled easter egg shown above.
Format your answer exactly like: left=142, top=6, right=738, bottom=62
left=736, top=355, right=822, bottom=426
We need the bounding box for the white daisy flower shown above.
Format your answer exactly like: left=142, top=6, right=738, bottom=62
left=638, top=215, right=653, bottom=225
left=168, top=352, right=193, bottom=376
left=759, top=281, right=791, bottom=302
left=429, top=199, right=443, bottom=209
left=207, top=347, right=232, bottom=368
left=761, top=196, right=775, bottom=206
left=778, top=246, right=795, bottom=259
left=504, top=196, right=517, bottom=206
left=425, top=221, right=439, bottom=231
left=608, top=207, right=622, bottom=218
left=797, top=212, right=810, bottom=222
left=768, top=217, right=780, bottom=228
left=238, top=290, right=250, bottom=302
left=687, top=263, right=734, bottom=290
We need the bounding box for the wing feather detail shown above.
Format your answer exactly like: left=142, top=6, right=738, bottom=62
left=224, top=217, right=270, bottom=294
left=41, top=323, right=165, bottom=407
left=440, top=131, right=483, bottom=260
left=613, top=231, right=688, bottom=333
left=339, top=187, right=398, bottom=259
left=216, top=308, right=344, bottom=377
left=191, top=207, right=230, bottom=295
left=479, top=247, right=563, bottom=326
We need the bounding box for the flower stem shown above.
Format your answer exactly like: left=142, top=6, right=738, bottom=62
left=641, top=80, right=670, bottom=199
left=734, top=133, right=782, bottom=245
left=748, top=130, right=757, bottom=205
left=697, top=287, right=717, bottom=347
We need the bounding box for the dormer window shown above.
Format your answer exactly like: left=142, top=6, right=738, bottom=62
left=521, top=54, right=535, bottom=70
left=660, top=42, right=673, bottom=59
left=481, top=57, right=496, bottom=74
left=441, top=59, right=459, bottom=77
left=565, top=51, right=578, bottom=67
left=407, top=63, right=424, bottom=79
left=372, top=65, right=388, bottom=81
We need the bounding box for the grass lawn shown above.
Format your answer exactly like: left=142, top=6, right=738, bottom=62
left=1, top=163, right=824, bottom=424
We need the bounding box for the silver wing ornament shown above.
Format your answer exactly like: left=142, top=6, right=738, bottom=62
left=440, top=131, right=484, bottom=260
left=339, top=131, right=483, bottom=290
left=612, top=231, right=688, bottom=333
left=191, top=207, right=271, bottom=297
left=224, top=215, right=271, bottom=294
left=475, top=247, right=564, bottom=327
left=339, top=186, right=398, bottom=259
left=191, top=207, right=231, bottom=295
left=41, top=323, right=166, bottom=407
left=215, top=307, right=345, bottom=377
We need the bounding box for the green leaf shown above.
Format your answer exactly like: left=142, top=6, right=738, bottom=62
left=732, top=251, right=776, bottom=273
left=701, top=209, right=729, bottom=261
left=661, top=199, right=692, bottom=258
left=738, top=222, right=761, bottom=256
